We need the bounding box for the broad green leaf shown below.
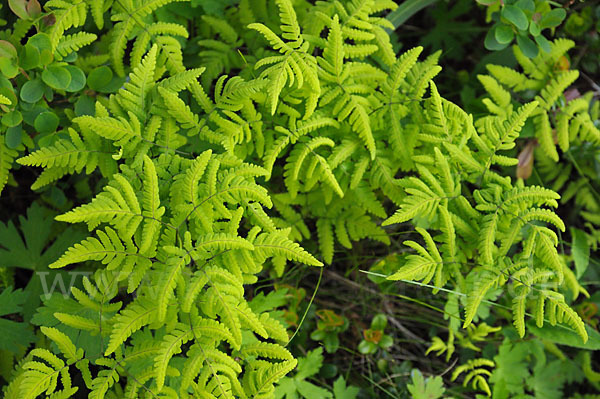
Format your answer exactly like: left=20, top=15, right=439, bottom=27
left=0, top=41, right=18, bottom=78
left=528, top=322, right=600, bottom=350
left=8, top=0, right=30, bottom=19
left=529, top=20, right=541, bottom=36
left=295, top=348, right=323, bottom=380
left=407, top=369, right=445, bottom=399
left=6, top=125, right=22, bottom=149
left=516, top=34, right=538, bottom=58
left=2, top=110, right=22, bottom=127
left=64, top=65, right=86, bottom=92
left=535, top=34, right=551, bottom=53
left=502, top=5, right=529, bottom=30
left=332, top=377, right=359, bottom=399
left=571, top=228, right=589, bottom=279
left=20, top=78, right=45, bottom=103
left=34, top=111, right=59, bottom=133
left=42, top=65, right=71, bottom=90
left=515, top=0, right=534, bottom=12
left=28, top=33, right=53, bottom=65
left=19, top=43, right=41, bottom=70
left=0, top=287, right=36, bottom=352
left=485, top=27, right=510, bottom=51
left=539, top=8, right=566, bottom=29
left=74, top=95, right=95, bottom=116
left=495, top=24, right=515, bottom=44
left=88, top=66, right=113, bottom=91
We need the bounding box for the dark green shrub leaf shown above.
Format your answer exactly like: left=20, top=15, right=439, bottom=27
left=6, top=125, right=22, bottom=149
left=2, top=110, right=23, bottom=127
left=540, top=8, right=566, bottom=29
left=64, top=65, right=86, bottom=92
left=28, top=33, right=53, bottom=65
left=528, top=322, right=600, bottom=350
left=495, top=24, right=515, bottom=44
left=502, top=5, right=529, bottom=30
left=571, top=228, right=589, bottom=278
left=8, top=0, right=30, bottom=19
left=516, top=34, right=538, bottom=58
left=529, top=20, right=540, bottom=36
left=19, top=43, right=41, bottom=70
left=535, top=34, right=551, bottom=53
left=485, top=28, right=510, bottom=51
left=34, top=111, right=59, bottom=133
left=88, top=66, right=113, bottom=91
left=42, top=65, right=71, bottom=90
left=74, top=95, right=95, bottom=116
left=515, top=0, right=534, bottom=12
left=20, top=79, right=45, bottom=103
left=0, top=41, right=19, bottom=78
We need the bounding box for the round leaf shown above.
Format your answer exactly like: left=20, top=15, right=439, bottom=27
left=8, top=0, right=30, bottom=19
left=5, top=125, right=22, bottom=149
left=34, top=111, right=59, bottom=133
left=515, top=0, right=535, bottom=12
left=535, top=34, right=551, bottom=53
left=495, top=24, right=515, bottom=44
left=28, top=34, right=53, bottom=65
left=516, top=34, right=538, bottom=58
left=502, top=5, right=529, bottom=30
left=88, top=66, right=113, bottom=91
left=75, top=95, right=95, bottom=116
left=2, top=110, right=22, bottom=127
left=64, top=65, right=86, bottom=92
left=19, top=43, right=41, bottom=70
left=20, top=79, right=45, bottom=103
left=540, top=8, right=566, bottom=29
left=26, top=0, right=41, bottom=17
left=27, top=33, right=51, bottom=53
left=42, top=65, right=71, bottom=90
left=485, top=28, right=509, bottom=51
left=529, top=20, right=541, bottom=36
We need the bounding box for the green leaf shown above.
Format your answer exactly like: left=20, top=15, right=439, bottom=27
left=6, top=125, right=22, bottom=149
left=28, top=33, right=53, bottom=65
left=74, top=95, right=95, bottom=116
left=485, top=28, right=509, bottom=51
left=540, top=8, right=566, bottom=29
left=0, top=41, right=19, bottom=78
left=332, top=377, right=359, bottom=399
left=34, top=111, right=59, bottom=133
left=64, top=65, right=86, bottom=92
left=502, top=5, right=529, bottom=30
left=571, top=228, right=589, bottom=279
left=0, top=287, right=36, bottom=352
left=20, top=78, right=45, bottom=103
left=527, top=322, right=600, bottom=350
left=8, top=0, right=30, bottom=19
left=88, top=66, right=113, bottom=91
left=515, top=0, right=534, bottom=12
left=535, top=34, right=551, bottom=53
left=516, top=34, right=538, bottom=58
left=529, top=20, right=541, bottom=36
left=2, top=110, right=22, bottom=127
left=371, top=314, right=387, bottom=330
left=407, top=369, right=445, bottom=399
left=295, top=379, right=332, bottom=399
left=42, top=65, right=71, bottom=90
left=19, top=43, right=41, bottom=70
left=295, top=348, right=323, bottom=380
left=495, top=24, right=515, bottom=44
